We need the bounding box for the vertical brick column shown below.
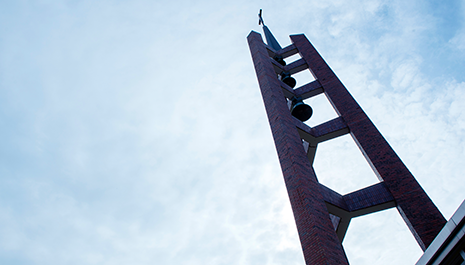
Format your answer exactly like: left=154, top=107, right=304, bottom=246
left=248, top=31, right=349, bottom=264
left=290, top=34, right=446, bottom=251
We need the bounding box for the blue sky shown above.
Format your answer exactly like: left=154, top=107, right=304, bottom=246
left=0, top=0, right=464, bottom=264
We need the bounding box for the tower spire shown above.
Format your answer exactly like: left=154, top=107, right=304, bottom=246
left=258, top=9, right=282, bottom=51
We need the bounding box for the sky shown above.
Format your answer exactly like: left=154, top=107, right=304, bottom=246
left=0, top=0, right=464, bottom=264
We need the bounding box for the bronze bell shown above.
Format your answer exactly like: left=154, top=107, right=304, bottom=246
left=274, top=55, right=286, bottom=66
left=290, top=96, right=313, bottom=122
left=280, top=72, right=296, bottom=88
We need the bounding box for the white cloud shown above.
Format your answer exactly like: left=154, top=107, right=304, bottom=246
left=0, top=0, right=463, bottom=264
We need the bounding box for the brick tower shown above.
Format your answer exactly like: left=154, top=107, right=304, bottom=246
left=247, top=12, right=447, bottom=264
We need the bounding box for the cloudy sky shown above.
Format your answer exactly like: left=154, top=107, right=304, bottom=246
left=0, top=0, right=464, bottom=264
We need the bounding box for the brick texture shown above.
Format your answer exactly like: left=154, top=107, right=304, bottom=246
left=290, top=34, right=446, bottom=251
left=248, top=31, right=349, bottom=264
left=343, top=182, right=394, bottom=212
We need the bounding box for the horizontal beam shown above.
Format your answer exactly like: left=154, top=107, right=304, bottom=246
left=320, top=184, right=348, bottom=211
left=276, top=43, right=298, bottom=58
left=311, top=117, right=350, bottom=143
left=284, top=58, right=308, bottom=75
left=294, top=117, right=349, bottom=145
left=344, top=182, right=396, bottom=217
left=281, top=79, right=324, bottom=100
left=294, top=80, right=324, bottom=99
left=270, top=56, right=308, bottom=76
left=321, top=182, right=397, bottom=242
left=266, top=43, right=298, bottom=59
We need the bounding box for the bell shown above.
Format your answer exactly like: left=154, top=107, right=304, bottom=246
left=280, top=72, right=296, bottom=88
left=274, top=56, right=286, bottom=66
left=291, top=97, right=313, bottom=122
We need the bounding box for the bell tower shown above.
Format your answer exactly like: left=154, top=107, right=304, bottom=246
left=247, top=11, right=447, bottom=264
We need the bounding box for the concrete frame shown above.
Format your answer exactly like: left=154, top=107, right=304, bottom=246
left=247, top=31, right=447, bottom=264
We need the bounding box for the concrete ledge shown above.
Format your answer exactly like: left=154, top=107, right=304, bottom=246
left=416, top=200, right=465, bottom=265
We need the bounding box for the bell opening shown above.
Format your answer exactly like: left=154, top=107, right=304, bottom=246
left=291, top=103, right=313, bottom=122
left=290, top=97, right=313, bottom=122
left=282, top=76, right=296, bottom=88
left=280, top=72, right=296, bottom=89
left=274, top=56, right=286, bottom=66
